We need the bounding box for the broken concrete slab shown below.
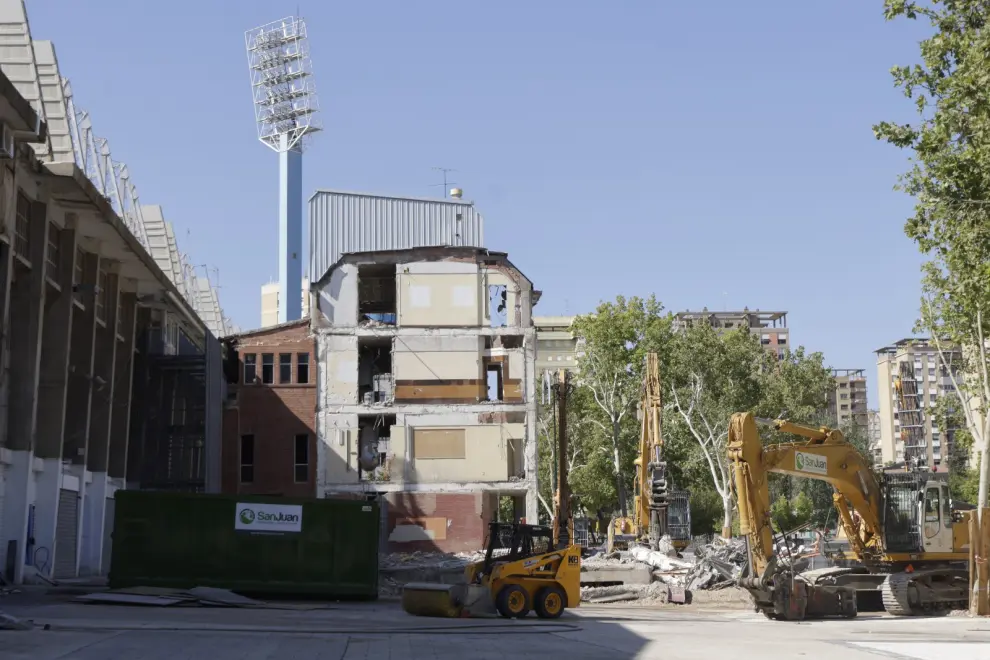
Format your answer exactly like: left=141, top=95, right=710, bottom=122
left=581, top=564, right=652, bottom=586
left=629, top=545, right=695, bottom=571
left=185, top=587, right=265, bottom=608
left=76, top=593, right=189, bottom=607
left=0, top=610, right=33, bottom=630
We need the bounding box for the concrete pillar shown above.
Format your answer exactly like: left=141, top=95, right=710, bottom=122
left=0, top=240, right=11, bottom=580
left=57, top=250, right=98, bottom=579
left=0, top=451, right=35, bottom=583
left=35, top=224, right=77, bottom=458
left=85, top=268, right=119, bottom=472
left=0, top=239, right=11, bottom=445
left=108, top=291, right=136, bottom=481
left=125, top=306, right=150, bottom=486
left=6, top=200, right=49, bottom=450
left=28, top=458, right=60, bottom=581
left=0, top=199, right=49, bottom=584
left=524, top=332, right=540, bottom=525
left=100, top=290, right=136, bottom=574
left=62, top=251, right=98, bottom=465
left=29, top=222, right=77, bottom=581
left=80, top=268, right=119, bottom=575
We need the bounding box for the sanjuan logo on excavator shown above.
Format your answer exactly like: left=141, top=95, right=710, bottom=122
left=794, top=451, right=827, bottom=475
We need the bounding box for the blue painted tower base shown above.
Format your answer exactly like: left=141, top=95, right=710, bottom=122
left=278, top=132, right=303, bottom=323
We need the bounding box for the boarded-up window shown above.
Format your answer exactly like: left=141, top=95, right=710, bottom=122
left=413, top=428, right=466, bottom=459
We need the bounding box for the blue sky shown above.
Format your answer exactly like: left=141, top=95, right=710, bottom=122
left=29, top=0, right=932, bottom=408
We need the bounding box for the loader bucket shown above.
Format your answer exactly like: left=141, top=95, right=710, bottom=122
left=401, top=582, right=496, bottom=618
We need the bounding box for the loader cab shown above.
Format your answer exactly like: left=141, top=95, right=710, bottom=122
left=920, top=480, right=953, bottom=553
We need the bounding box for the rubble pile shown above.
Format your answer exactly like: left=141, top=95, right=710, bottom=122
left=379, top=550, right=484, bottom=571
left=580, top=536, right=752, bottom=605
left=680, top=537, right=748, bottom=591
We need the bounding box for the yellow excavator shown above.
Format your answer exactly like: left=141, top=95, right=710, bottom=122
left=609, top=353, right=692, bottom=553
left=728, top=412, right=970, bottom=620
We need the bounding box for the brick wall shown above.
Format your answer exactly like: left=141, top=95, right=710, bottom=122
left=383, top=491, right=495, bottom=553
left=221, top=320, right=318, bottom=497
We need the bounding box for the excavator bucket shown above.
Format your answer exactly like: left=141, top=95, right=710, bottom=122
left=401, top=582, right=497, bottom=618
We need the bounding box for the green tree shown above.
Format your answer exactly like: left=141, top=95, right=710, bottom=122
left=571, top=295, right=673, bottom=515
left=932, top=396, right=982, bottom=503
left=770, top=492, right=814, bottom=533
left=874, top=0, right=990, bottom=511
left=663, top=324, right=833, bottom=536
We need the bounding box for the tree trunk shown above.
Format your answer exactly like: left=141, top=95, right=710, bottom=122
left=721, top=494, right=733, bottom=539
left=978, top=417, right=989, bottom=518
left=613, top=419, right=627, bottom=517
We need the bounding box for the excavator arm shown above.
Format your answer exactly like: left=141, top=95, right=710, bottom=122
left=728, top=412, right=884, bottom=576
left=727, top=412, right=883, bottom=619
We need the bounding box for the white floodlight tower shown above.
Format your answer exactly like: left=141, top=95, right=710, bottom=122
left=245, top=16, right=321, bottom=323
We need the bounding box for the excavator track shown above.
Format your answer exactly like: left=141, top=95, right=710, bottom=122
left=881, top=569, right=969, bottom=616
left=881, top=572, right=914, bottom=616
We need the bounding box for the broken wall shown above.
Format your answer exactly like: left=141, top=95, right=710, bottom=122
left=385, top=491, right=494, bottom=553
left=396, top=261, right=481, bottom=327
left=391, top=416, right=525, bottom=484
left=319, top=334, right=358, bottom=405
left=392, top=334, right=483, bottom=402
left=317, top=412, right=361, bottom=484
left=317, top=408, right=525, bottom=489
left=316, top=263, right=358, bottom=327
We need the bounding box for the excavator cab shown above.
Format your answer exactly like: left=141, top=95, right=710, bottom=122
left=880, top=472, right=956, bottom=554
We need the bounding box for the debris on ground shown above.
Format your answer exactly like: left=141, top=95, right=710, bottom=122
left=378, top=551, right=486, bottom=597
left=0, top=610, right=32, bottom=630
left=580, top=535, right=765, bottom=606
left=682, top=537, right=748, bottom=591
left=75, top=587, right=328, bottom=610
left=380, top=551, right=484, bottom=571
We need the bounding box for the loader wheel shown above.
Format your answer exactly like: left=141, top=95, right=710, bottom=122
left=496, top=584, right=531, bottom=619
left=534, top=585, right=566, bottom=619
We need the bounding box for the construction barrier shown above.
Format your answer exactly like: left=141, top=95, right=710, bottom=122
left=109, top=491, right=380, bottom=598
left=968, top=507, right=990, bottom=616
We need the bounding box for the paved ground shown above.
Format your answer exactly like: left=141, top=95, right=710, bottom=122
left=2, top=594, right=989, bottom=659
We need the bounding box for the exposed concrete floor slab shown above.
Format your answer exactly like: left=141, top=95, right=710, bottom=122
left=1, top=595, right=989, bottom=659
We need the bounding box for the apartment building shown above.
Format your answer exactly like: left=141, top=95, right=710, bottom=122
left=221, top=320, right=317, bottom=497
left=828, top=369, right=869, bottom=430
left=674, top=308, right=789, bottom=358
left=310, top=246, right=538, bottom=552
left=875, top=338, right=961, bottom=468
left=534, top=315, right=580, bottom=374
left=260, top=278, right=310, bottom=328
left=867, top=410, right=882, bottom=466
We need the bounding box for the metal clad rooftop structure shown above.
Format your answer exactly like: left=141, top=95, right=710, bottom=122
left=308, top=189, right=486, bottom=283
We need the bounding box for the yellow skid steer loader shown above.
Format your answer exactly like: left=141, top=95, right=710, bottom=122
left=401, top=522, right=581, bottom=619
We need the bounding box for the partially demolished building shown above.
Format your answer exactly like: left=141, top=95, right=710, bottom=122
left=311, top=246, right=539, bottom=552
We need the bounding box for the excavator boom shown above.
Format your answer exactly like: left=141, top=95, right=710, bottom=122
left=610, top=353, right=691, bottom=552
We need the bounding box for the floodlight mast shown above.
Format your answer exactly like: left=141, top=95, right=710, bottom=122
left=245, top=16, right=322, bottom=323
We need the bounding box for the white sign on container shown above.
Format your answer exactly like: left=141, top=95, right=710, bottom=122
left=234, top=502, right=303, bottom=533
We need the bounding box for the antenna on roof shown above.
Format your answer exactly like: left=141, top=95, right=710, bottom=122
left=431, top=167, right=457, bottom=198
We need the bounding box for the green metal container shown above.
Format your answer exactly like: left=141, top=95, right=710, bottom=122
left=108, top=491, right=379, bottom=598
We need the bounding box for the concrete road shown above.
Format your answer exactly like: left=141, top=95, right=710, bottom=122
left=2, top=598, right=989, bottom=659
